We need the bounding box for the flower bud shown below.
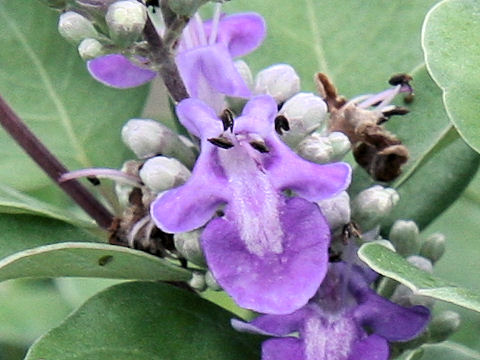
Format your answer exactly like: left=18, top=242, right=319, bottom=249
left=78, top=38, right=104, bottom=60
left=121, top=119, right=196, bottom=167
left=115, top=160, right=141, bottom=207
left=254, top=64, right=300, bottom=103
left=389, top=220, right=420, bottom=256
left=205, top=270, right=222, bottom=291
left=234, top=60, right=254, bottom=91
left=167, top=0, right=209, bottom=16
left=352, top=186, right=399, bottom=231
left=297, top=132, right=350, bottom=163
left=139, top=156, right=190, bottom=193
left=106, top=0, right=147, bottom=47
left=279, top=93, right=327, bottom=147
left=317, top=191, right=350, bottom=230
left=58, top=11, right=99, bottom=44
left=428, top=310, right=461, bottom=343
left=188, top=271, right=207, bottom=291
left=173, top=229, right=206, bottom=267
left=420, top=233, right=446, bottom=264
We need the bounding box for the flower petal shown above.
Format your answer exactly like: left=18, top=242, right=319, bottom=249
left=262, top=338, right=304, bottom=360
left=214, top=13, right=267, bottom=57
left=201, top=197, right=330, bottom=314
left=87, top=54, right=156, bottom=88
left=176, top=44, right=251, bottom=100
left=150, top=147, right=228, bottom=233
left=232, top=307, right=311, bottom=337
left=176, top=98, right=223, bottom=138
left=234, top=95, right=278, bottom=136
left=349, top=335, right=389, bottom=360
left=353, top=290, right=430, bottom=341
left=267, top=138, right=352, bottom=201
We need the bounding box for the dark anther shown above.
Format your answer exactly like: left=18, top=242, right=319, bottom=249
left=388, top=73, right=412, bottom=86
left=250, top=140, right=270, bottom=153
left=87, top=176, right=101, bottom=186
left=208, top=136, right=234, bottom=149
left=381, top=106, right=410, bottom=118
left=274, top=115, right=290, bottom=135
left=220, top=108, right=234, bottom=132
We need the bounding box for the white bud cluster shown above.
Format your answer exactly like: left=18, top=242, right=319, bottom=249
left=317, top=191, right=350, bottom=231
left=389, top=220, right=420, bottom=257
left=173, top=229, right=206, bottom=267
left=139, top=156, right=191, bottom=194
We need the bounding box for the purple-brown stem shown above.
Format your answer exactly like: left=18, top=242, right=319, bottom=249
left=0, top=95, right=114, bottom=230
left=142, top=15, right=189, bottom=102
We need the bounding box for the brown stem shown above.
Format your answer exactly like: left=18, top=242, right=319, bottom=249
left=0, top=95, right=114, bottom=230
left=143, top=15, right=189, bottom=102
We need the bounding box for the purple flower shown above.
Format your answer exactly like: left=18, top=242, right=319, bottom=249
left=233, top=262, right=430, bottom=360
left=87, top=9, right=265, bottom=111
left=150, top=95, right=351, bottom=314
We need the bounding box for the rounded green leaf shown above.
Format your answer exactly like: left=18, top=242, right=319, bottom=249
left=26, top=282, right=261, bottom=360
left=358, top=242, right=480, bottom=313
left=0, top=242, right=191, bottom=283
left=422, top=0, right=480, bottom=153
left=420, top=342, right=480, bottom=360
left=0, top=1, right=148, bottom=191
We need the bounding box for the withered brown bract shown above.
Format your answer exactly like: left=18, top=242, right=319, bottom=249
left=316, top=73, right=410, bottom=182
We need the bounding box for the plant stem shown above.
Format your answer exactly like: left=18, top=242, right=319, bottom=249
left=143, top=15, right=189, bottom=102
left=0, top=95, right=114, bottom=230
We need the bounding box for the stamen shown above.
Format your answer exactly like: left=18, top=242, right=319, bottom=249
left=59, top=168, right=142, bottom=187
left=357, top=85, right=401, bottom=109
left=128, top=215, right=151, bottom=248
left=209, top=3, right=222, bottom=45
left=249, top=140, right=270, bottom=153
left=220, top=108, right=234, bottom=132
left=182, top=22, right=194, bottom=49
left=194, top=13, right=208, bottom=46
left=208, top=136, right=234, bottom=149
left=274, top=115, right=290, bottom=135
left=389, top=73, right=412, bottom=87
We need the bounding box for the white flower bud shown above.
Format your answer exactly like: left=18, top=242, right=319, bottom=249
left=173, top=229, right=206, bottom=267
left=78, top=38, right=104, bottom=60
left=254, top=64, right=300, bottom=103
left=317, top=191, right=350, bottom=230
left=121, top=119, right=196, bottom=167
left=114, top=160, right=141, bottom=207
left=58, top=11, right=98, bottom=44
left=389, top=220, right=420, bottom=256
left=106, top=0, right=147, bottom=46
left=352, top=186, right=399, bottom=231
left=297, top=133, right=334, bottom=164
left=328, top=132, right=351, bottom=160
left=420, top=233, right=446, bottom=264
left=428, top=310, right=461, bottom=343
left=139, top=156, right=190, bottom=193
left=279, top=92, right=327, bottom=147
left=188, top=271, right=207, bottom=291
left=205, top=270, right=222, bottom=291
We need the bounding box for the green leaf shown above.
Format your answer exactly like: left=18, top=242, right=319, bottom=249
left=358, top=242, right=480, bottom=313
left=226, top=0, right=438, bottom=95
left=0, top=242, right=191, bottom=283
left=26, top=282, right=261, bottom=360
left=0, top=214, right=101, bottom=260
left=420, top=342, right=480, bottom=360
left=0, top=279, right=73, bottom=346
left=422, top=0, right=480, bottom=154
left=0, top=1, right=148, bottom=192
left=0, top=183, right=93, bottom=227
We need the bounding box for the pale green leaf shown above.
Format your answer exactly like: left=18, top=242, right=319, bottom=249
left=422, top=0, right=480, bottom=153
left=26, top=282, right=261, bottom=360
left=0, top=242, right=191, bottom=283
left=358, top=242, right=480, bottom=313
left=0, top=1, right=148, bottom=192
